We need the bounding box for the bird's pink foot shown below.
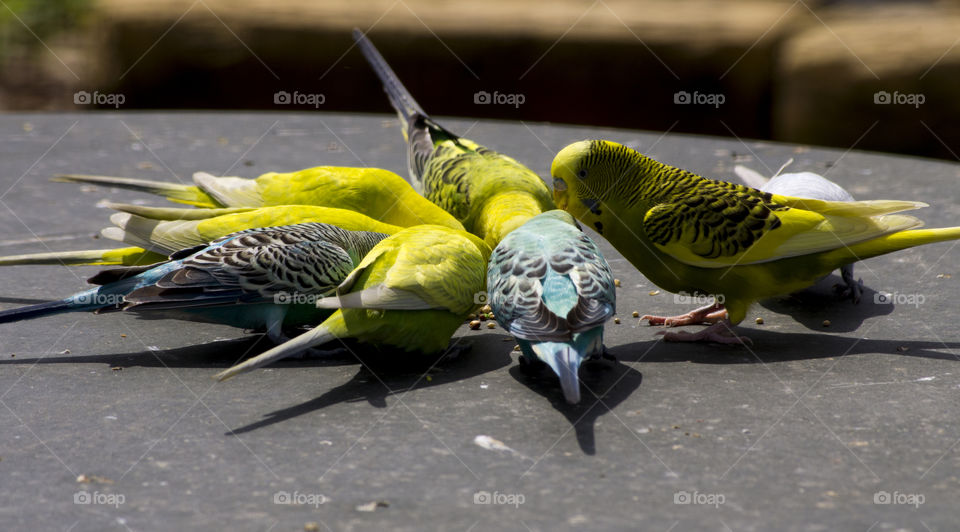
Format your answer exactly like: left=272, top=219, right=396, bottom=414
left=642, top=302, right=727, bottom=327
left=656, top=321, right=752, bottom=346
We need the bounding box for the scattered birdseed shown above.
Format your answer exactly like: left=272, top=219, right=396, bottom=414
left=649, top=290, right=660, bottom=296
left=937, top=273, right=952, bottom=279
left=632, top=311, right=639, bottom=318
left=755, top=317, right=764, bottom=325
left=480, top=304, right=492, bottom=314
left=822, top=320, right=831, bottom=327
left=486, top=322, right=496, bottom=329
left=614, top=318, right=621, bottom=324
left=469, top=320, right=481, bottom=330
left=614, top=279, right=621, bottom=287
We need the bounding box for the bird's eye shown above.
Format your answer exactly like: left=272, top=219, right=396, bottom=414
left=577, top=169, right=588, bottom=179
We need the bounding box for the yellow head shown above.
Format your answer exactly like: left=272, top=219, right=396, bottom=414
left=550, top=140, right=639, bottom=233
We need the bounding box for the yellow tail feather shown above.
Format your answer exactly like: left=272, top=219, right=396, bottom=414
left=834, top=226, right=960, bottom=263
left=0, top=246, right=167, bottom=266
left=54, top=174, right=219, bottom=208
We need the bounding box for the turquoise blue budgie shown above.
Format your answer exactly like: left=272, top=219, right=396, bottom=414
left=0, top=223, right=388, bottom=344
left=734, top=160, right=862, bottom=302
left=552, top=140, right=960, bottom=344
left=215, top=224, right=491, bottom=380
left=0, top=203, right=403, bottom=267
left=487, top=210, right=616, bottom=404
left=54, top=165, right=464, bottom=230
left=352, top=29, right=554, bottom=247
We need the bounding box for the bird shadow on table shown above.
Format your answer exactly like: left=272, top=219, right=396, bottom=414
left=226, top=333, right=514, bottom=435
left=614, top=331, right=960, bottom=365
left=755, top=274, right=893, bottom=333
left=508, top=354, right=643, bottom=456
left=0, top=334, right=346, bottom=369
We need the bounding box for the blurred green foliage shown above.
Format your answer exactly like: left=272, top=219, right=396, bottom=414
left=0, top=0, right=91, bottom=50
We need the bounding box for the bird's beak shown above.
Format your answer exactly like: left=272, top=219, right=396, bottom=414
left=552, top=177, right=569, bottom=210
left=539, top=344, right=582, bottom=404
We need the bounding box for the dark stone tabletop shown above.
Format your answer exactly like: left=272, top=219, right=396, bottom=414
left=0, top=112, right=958, bottom=531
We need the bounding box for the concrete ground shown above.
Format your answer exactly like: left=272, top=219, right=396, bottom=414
left=0, top=112, right=958, bottom=531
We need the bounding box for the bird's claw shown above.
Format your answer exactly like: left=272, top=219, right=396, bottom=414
left=655, top=321, right=753, bottom=346
left=833, top=277, right=863, bottom=305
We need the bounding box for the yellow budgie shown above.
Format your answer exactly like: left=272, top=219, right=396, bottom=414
left=54, top=165, right=463, bottom=231
left=551, top=140, right=960, bottom=344
left=215, top=224, right=491, bottom=380
left=0, top=204, right=403, bottom=267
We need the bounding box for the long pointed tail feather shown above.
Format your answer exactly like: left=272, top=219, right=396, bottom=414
left=0, top=285, right=116, bottom=324
left=834, top=226, right=960, bottom=264
left=101, top=201, right=255, bottom=221
left=352, top=28, right=427, bottom=131
left=0, top=299, right=76, bottom=324
left=214, top=314, right=343, bottom=381
left=54, top=174, right=218, bottom=207
left=0, top=247, right=166, bottom=267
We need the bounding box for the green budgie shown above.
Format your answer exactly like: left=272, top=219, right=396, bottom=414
left=0, top=203, right=403, bottom=267
left=487, top=210, right=616, bottom=404
left=54, top=164, right=464, bottom=230
left=353, top=29, right=554, bottom=247
left=215, top=224, right=491, bottom=380
left=552, top=140, right=960, bottom=344
left=0, top=223, right=388, bottom=344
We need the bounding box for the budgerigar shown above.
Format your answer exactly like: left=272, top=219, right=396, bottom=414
left=214, top=225, right=491, bottom=380
left=353, top=30, right=554, bottom=247
left=734, top=161, right=862, bottom=302
left=488, top=210, right=616, bottom=404
left=551, top=140, right=960, bottom=344
left=0, top=204, right=403, bottom=267
left=55, top=165, right=464, bottom=230
left=0, top=223, right=388, bottom=344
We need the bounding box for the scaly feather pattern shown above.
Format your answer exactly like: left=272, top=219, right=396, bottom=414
left=0, top=223, right=388, bottom=342
left=552, top=140, right=960, bottom=343
left=488, top=210, right=615, bottom=403
left=215, top=225, right=492, bottom=380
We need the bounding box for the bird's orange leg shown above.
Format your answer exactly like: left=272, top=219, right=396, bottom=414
left=656, top=319, right=753, bottom=346
left=641, top=301, right=727, bottom=327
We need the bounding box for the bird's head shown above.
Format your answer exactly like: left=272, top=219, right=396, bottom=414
left=551, top=140, right=637, bottom=234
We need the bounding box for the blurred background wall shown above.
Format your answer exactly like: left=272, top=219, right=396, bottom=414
left=2, top=0, right=959, bottom=160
